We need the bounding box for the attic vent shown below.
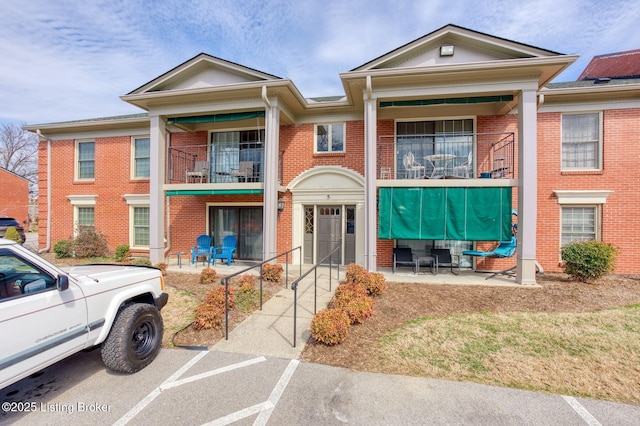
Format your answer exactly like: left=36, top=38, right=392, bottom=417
left=594, top=77, right=611, bottom=84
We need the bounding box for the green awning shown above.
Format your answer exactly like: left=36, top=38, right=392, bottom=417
left=166, top=189, right=264, bottom=196
left=378, top=187, right=512, bottom=241
left=379, top=95, right=514, bottom=108
left=167, top=111, right=265, bottom=125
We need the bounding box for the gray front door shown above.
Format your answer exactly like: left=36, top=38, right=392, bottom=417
left=318, top=206, right=342, bottom=264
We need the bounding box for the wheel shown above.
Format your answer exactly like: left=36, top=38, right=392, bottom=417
left=101, top=303, right=163, bottom=374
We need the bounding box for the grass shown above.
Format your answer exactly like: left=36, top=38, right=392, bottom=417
left=378, top=304, right=640, bottom=404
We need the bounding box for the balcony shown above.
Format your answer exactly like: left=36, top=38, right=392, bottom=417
left=168, top=142, right=268, bottom=184
left=377, top=132, right=515, bottom=181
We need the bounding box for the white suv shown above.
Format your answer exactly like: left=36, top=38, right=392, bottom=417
left=0, top=238, right=168, bottom=390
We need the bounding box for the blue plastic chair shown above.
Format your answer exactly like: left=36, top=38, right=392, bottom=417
left=210, top=235, right=237, bottom=266
left=190, top=234, right=212, bottom=265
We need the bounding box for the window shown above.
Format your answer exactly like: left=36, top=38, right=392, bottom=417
left=315, top=123, right=344, bottom=153
left=77, top=140, right=95, bottom=180
left=76, top=206, right=94, bottom=234
left=0, top=248, right=56, bottom=300
left=132, top=206, right=149, bottom=247
left=561, top=113, right=601, bottom=170
left=133, top=137, right=150, bottom=179
left=561, top=206, right=598, bottom=245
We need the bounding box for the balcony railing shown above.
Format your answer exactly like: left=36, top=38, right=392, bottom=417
left=377, top=132, right=515, bottom=180
left=168, top=142, right=266, bottom=184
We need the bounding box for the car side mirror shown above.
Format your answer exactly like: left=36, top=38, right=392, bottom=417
left=57, top=274, right=69, bottom=291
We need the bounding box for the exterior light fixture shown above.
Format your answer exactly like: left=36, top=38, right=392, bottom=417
left=277, top=197, right=285, bottom=212
left=440, top=45, right=454, bottom=56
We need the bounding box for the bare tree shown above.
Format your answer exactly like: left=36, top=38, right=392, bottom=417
left=0, top=122, right=38, bottom=194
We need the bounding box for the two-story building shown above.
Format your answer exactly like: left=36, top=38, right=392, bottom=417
left=26, top=24, right=640, bottom=283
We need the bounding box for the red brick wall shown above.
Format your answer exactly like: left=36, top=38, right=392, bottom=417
left=0, top=169, right=29, bottom=226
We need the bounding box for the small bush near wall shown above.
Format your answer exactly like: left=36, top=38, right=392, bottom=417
left=114, top=244, right=130, bottom=262
left=74, top=229, right=109, bottom=258
left=194, top=286, right=236, bottom=330
left=310, top=308, right=351, bottom=345
left=4, top=227, right=21, bottom=244
left=561, top=240, right=618, bottom=283
left=262, top=263, right=283, bottom=282
left=236, top=275, right=259, bottom=313
left=53, top=239, right=74, bottom=258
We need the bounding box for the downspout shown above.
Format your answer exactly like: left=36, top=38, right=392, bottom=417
left=163, top=131, right=172, bottom=258
left=537, top=93, right=545, bottom=108
left=262, top=85, right=272, bottom=109
left=36, top=129, right=51, bottom=254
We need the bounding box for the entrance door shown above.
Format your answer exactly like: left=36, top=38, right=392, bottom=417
left=209, top=206, right=263, bottom=260
left=317, top=206, right=342, bottom=264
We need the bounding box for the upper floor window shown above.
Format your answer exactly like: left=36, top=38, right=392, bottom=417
left=76, top=140, right=95, bottom=180
left=315, top=123, right=344, bottom=153
left=561, top=113, right=601, bottom=170
left=132, top=137, right=150, bottom=179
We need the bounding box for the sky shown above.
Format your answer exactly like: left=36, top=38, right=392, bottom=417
left=1, top=0, right=640, bottom=127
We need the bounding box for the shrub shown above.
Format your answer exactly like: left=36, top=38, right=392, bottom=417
left=4, top=226, right=21, bottom=243
left=561, top=240, right=618, bottom=283
left=73, top=228, right=109, bottom=258
left=311, top=308, right=351, bottom=345
left=193, top=303, right=225, bottom=330
left=114, top=244, right=130, bottom=262
left=236, top=277, right=259, bottom=313
left=365, top=272, right=387, bottom=296
left=53, top=239, right=74, bottom=258
left=132, top=258, right=152, bottom=266
left=262, top=263, right=283, bottom=282
left=345, top=263, right=368, bottom=284
left=200, top=267, right=217, bottom=284
left=333, top=295, right=375, bottom=324
left=333, top=282, right=368, bottom=302
left=204, top=286, right=235, bottom=309
left=154, top=262, right=167, bottom=275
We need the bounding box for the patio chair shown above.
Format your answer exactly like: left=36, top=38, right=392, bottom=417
left=230, top=161, right=254, bottom=182
left=190, top=234, right=212, bottom=265
left=402, top=152, right=425, bottom=179
left=430, top=248, right=460, bottom=275
left=453, top=151, right=473, bottom=178
left=211, top=235, right=237, bottom=266
left=186, top=160, right=209, bottom=183
left=392, top=247, right=417, bottom=274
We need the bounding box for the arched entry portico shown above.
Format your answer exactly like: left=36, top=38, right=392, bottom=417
left=288, top=166, right=365, bottom=265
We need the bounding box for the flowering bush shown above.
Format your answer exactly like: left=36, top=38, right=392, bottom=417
left=310, top=308, right=351, bottom=345
left=262, top=263, right=283, bottom=282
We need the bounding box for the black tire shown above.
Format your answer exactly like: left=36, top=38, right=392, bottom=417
left=101, top=303, right=163, bottom=374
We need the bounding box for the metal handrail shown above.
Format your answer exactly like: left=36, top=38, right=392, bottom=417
left=289, top=245, right=341, bottom=348
left=220, top=246, right=302, bottom=341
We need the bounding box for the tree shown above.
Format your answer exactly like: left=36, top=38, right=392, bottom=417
left=0, top=122, right=38, bottom=195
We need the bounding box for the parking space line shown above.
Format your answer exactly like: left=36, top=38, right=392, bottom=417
left=202, top=401, right=274, bottom=426
left=562, top=395, right=603, bottom=426
left=253, top=359, right=300, bottom=426
left=161, top=356, right=266, bottom=390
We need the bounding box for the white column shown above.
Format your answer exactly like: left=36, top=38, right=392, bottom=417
left=262, top=102, right=280, bottom=260
left=363, top=94, right=377, bottom=271
left=149, top=115, right=166, bottom=264
left=517, top=89, right=538, bottom=284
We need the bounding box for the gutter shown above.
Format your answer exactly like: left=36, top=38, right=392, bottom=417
left=36, top=129, right=51, bottom=254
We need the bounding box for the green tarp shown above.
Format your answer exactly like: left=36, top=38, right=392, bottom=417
left=167, top=111, right=265, bottom=125
left=378, top=187, right=512, bottom=241
left=379, top=95, right=514, bottom=108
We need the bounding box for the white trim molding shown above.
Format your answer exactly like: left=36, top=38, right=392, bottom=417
left=124, top=194, right=150, bottom=205
left=67, top=195, right=98, bottom=205
left=553, top=190, right=613, bottom=204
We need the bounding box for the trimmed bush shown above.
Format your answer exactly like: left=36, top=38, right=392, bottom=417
left=365, top=272, right=387, bottom=296
left=53, top=239, right=74, bottom=258
left=114, top=244, right=130, bottom=262
left=332, top=294, right=374, bottom=324
left=333, top=282, right=368, bottom=302
left=561, top=240, right=617, bottom=283
left=73, top=228, right=109, bottom=258
left=311, top=308, right=351, bottom=345
left=4, top=226, right=21, bottom=244
left=132, top=258, right=152, bottom=266
left=193, top=303, right=224, bottom=330
left=154, top=262, right=167, bottom=275
left=345, top=263, right=368, bottom=284
left=200, top=267, right=217, bottom=284
left=204, top=286, right=235, bottom=309
left=236, top=277, right=259, bottom=313
left=262, top=263, right=283, bottom=282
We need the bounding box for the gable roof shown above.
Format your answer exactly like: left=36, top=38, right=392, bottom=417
left=578, top=49, right=640, bottom=80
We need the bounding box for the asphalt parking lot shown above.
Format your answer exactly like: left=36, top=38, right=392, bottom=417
left=3, top=346, right=640, bottom=425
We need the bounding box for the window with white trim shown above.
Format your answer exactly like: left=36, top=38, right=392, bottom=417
left=561, top=113, right=601, bottom=170
left=132, top=206, right=150, bottom=248
left=76, top=140, right=95, bottom=180
left=561, top=206, right=598, bottom=245
left=315, top=123, right=344, bottom=153
left=75, top=206, right=95, bottom=234
left=132, top=136, right=150, bottom=179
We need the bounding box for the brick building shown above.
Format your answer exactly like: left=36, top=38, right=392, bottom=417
left=25, top=24, right=640, bottom=282
left=0, top=167, right=29, bottom=227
